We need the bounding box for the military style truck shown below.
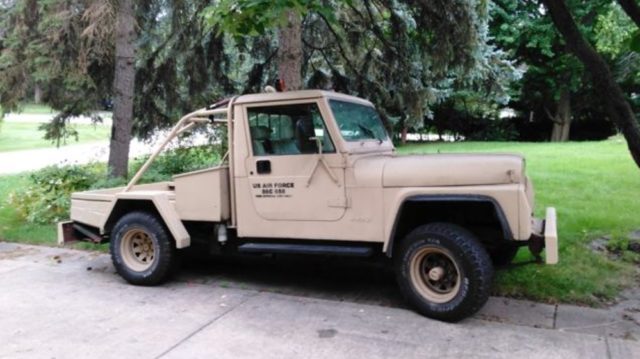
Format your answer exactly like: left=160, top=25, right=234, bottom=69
left=58, top=90, right=558, bottom=322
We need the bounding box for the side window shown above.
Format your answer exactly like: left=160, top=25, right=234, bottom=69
left=248, top=103, right=335, bottom=156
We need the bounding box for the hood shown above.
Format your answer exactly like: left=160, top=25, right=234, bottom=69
left=383, top=154, right=524, bottom=187
left=354, top=153, right=525, bottom=188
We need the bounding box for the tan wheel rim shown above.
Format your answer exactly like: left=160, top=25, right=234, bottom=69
left=120, top=228, right=156, bottom=272
left=410, top=246, right=461, bottom=304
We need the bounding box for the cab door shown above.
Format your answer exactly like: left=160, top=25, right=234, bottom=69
left=243, top=100, right=346, bottom=221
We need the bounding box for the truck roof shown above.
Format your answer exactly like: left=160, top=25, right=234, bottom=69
left=234, top=90, right=373, bottom=106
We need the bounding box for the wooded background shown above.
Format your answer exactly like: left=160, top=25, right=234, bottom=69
left=1, top=0, right=640, bottom=176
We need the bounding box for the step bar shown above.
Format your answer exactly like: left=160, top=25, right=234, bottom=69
left=237, top=243, right=373, bottom=257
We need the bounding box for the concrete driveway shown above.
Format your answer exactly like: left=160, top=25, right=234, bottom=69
left=0, top=242, right=638, bottom=359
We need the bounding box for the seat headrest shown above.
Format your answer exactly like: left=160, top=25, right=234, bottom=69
left=280, top=120, right=296, bottom=139
left=250, top=126, right=271, bottom=140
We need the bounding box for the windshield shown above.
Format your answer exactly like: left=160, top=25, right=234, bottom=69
left=329, top=100, right=389, bottom=142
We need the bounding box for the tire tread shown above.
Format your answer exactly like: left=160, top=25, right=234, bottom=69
left=395, top=222, right=494, bottom=322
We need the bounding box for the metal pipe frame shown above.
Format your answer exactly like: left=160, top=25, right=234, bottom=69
left=124, top=107, right=228, bottom=192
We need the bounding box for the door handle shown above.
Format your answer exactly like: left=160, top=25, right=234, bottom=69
left=256, top=160, right=271, bottom=174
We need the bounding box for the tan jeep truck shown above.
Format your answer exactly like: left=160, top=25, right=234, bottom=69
left=58, top=90, right=558, bottom=322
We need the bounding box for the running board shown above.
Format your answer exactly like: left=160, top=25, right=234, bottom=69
left=237, top=243, right=373, bottom=257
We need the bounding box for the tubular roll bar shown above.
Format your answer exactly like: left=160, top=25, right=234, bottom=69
left=124, top=107, right=228, bottom=192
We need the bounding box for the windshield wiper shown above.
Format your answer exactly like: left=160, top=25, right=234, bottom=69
left=357, top=124, right=376, bottom=139
left=357, top=124, right=384, bottom=144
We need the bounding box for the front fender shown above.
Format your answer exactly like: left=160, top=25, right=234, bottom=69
left=383, top=186, right=523, bottom=256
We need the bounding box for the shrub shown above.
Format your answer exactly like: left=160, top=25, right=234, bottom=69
left=9, top=145, right=222, bottom=225
left=131, top=145, right=221, bottom=182
left=9, top=163, right=103, bottom=224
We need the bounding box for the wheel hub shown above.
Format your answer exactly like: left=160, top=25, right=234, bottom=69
left=410, top=246, right=462, bottom=304
left=120, top=228, right=156, bottom=272
left=427, top=266, right=445, bottom=281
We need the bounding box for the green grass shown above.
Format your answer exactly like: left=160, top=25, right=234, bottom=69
left=20, top=103, right=57, bottom=114
left=0, top=175, right=105, bottom=252
left=0, top=176, right=55, bottom=245
left=398, top=138, right=639, bottom=304
left=1, top=103, right=56, bottom=115
left=0, top=138, right=638, bottom=304
left=0, top=122, right=110, bottom=152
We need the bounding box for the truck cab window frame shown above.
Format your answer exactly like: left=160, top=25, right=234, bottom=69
left=247, top=102, right=336, bottom=156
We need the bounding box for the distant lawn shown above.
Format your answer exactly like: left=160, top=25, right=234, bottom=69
left=0, top=138, right=638, bottom=304
left=0, top=121, right=110, bottom=152
left=398, top=138, right=639, bottom=304
left=0, top=103, right=56, bottom=115
left=20, top=103, right=57, bottom=114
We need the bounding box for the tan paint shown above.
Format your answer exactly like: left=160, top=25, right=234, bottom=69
left=173, top=166, right=230, bottom=221
left=113, top=191, right=190, bottom=248
left=60, top=90, right=558, bottom=264
left=544, top=207, right=558, bottom=264
left=382, top=154, right=524, bottom=187
left=381, top=185, right=524, bottom=252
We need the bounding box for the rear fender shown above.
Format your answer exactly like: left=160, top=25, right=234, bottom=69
left=104, top=193, right=191, bottom=248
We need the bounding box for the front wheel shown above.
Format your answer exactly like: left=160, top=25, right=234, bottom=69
left=110, top=211, right=177, bottom=286
left=395, top=223, right=493, bottom=322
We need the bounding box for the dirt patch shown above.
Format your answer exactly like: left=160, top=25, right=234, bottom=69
left=0, top=245, right=38, bottom=260
left=589, top=231, right=640, bottom=260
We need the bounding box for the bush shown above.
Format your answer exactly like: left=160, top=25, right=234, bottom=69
left=9, top=145, right=222, bottom=225
left=9, top=164, right=103, bottom=224
left=131, top=145, right=220, bottom=182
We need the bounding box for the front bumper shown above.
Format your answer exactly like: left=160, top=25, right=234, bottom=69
left=530, top=207, right=559, bottom=264
left=543, top=207, right=558, bottom=264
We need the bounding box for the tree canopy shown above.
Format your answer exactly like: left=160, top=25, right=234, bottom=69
left=0, top=0, right=639, bottom=167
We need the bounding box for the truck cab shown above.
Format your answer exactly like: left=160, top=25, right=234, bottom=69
left=59, top=90, right=558, bottom=322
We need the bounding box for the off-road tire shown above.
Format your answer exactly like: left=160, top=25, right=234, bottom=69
left=490, top=243, right=520, bottom=267
left=395, top=223, right=494, bottom=322
left=110, top=211, right=176, bottom=286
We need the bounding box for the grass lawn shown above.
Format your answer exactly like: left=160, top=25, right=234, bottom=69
left=1, top=103, right=56, bottom=115
left=0, top=175, right=105, bottom=251
left=0, top=121, right=110, bottom=152
left=20, top=103, right=57, bottom=114
left=0, top=138, right=638, bottom=304
left=0, top=176, right=55, bottom=245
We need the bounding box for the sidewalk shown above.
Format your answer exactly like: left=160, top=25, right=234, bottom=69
left=0, top=242, right=638, bottom=358
left=0, top=114, right=214, bottom=175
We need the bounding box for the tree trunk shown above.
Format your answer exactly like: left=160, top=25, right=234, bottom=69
left=401, top=126, right=408, bottom=144
left=542, top=0, right=640, bottom=168
left=617, top=0, right=640, bottom=28
left=550, top=89, right=571, bottom=142
left=33, top=84, right=42, bottom=104
left=277, top=10, right=302, bottom=91
left=108, top=0, right=137, bottom=178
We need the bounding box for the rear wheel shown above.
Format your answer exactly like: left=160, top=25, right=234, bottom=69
left=110, top=212, right=176, bottom=286
left=395, top=223, right=493, bottom=322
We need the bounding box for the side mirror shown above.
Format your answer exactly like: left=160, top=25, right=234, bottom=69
left=309, top=137, right=323, bottom=155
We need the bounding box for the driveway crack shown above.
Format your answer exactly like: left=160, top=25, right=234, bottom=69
left=154, top=292, right=259, bottom=359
